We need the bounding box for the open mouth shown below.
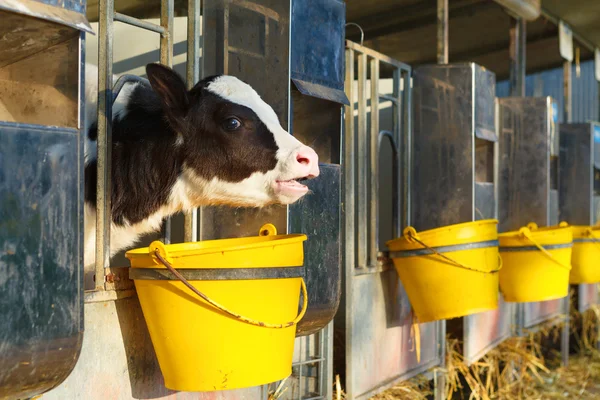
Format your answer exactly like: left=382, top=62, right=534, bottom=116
left=275, top=177, right=310, bottom=191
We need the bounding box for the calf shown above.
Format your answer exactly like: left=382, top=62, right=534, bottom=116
left=84, top=63, right=319, bottom=281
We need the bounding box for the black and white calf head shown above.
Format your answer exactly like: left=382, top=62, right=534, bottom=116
left=145, top=63, right=319, bottom=206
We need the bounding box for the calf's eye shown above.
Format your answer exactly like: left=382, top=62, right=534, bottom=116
left=223, top=117, right=242, bottom=131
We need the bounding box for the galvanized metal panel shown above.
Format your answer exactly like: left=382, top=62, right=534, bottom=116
left=523, top=299, right=565, bottom=329
left=559, top=123, right=594, bottom=225
left=497, top=97, right=555, bottom=232
left=578, top=284, right=599, bottom=313
left=0, top=123, right=83, bottom=399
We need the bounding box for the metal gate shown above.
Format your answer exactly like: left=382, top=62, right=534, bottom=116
left=337, top=40, right=445, bottom=400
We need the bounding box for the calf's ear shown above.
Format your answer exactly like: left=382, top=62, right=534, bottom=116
left=146, top=63, right=189, bottom=128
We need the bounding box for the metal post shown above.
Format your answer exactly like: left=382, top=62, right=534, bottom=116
left=564, top=61, right=572, bottom=123
left=184, top=0, right=201, bottom=243
left=437, top=0, right=448, bottom=64
left=562, top=59, right=572, bottom=367
left=509, top=17, right=526, bottom=97
left=369, top=58, right=380, bottom=267
left=160, top=0, right=174, bottom=243
left=95, top=0, right=115, bottom=291
left=356, top=52, right=368, bottom=269
left=435, top=1, right=448, bottom=397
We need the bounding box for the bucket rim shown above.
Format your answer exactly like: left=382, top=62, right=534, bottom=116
left=385, top=219, right=498, bottom=249
left=498, top=224, right=572, bottom=246
left=570, top=225, right=600, bottom=239
left=125, top=233, right=307, bottom=260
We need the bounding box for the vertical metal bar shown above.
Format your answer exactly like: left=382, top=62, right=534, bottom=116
left=357, top=53, right=368, bottom=269
left=344, top=48, right=355, bottom=267
left=437, top=0, right=448, bottom=64
left=184, top=0, right=201, bottom=243
left=509, top=17, right=526, bottom=97
left=160, top=0, right=174, bottom=66
left=160, top=0, right=174, bottom=243
left=402, top=70, right=412, bottom=228
left=324, top=322, right=333, bottom=400
left=95, top=0, right=115, bottom=291
left=561, top=296, right=570, bottom=366
left=435, top=320, right=447, bottom=400
left=564, top=61, right=572, bottom=123
left=369, top=58, right=380, bottom=267
left=392, top=67, right=402, bottom=237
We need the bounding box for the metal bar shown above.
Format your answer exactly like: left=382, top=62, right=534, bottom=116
left=509, top=17, right=526, bottom=97
left=402, top=70, right=412, bottom=228
left=159, top=0, right=174, bottom=243
left=379, top=94, right=399, bottom=104
left=95, top=0, right=115, bottom=291
left=345, top=40, right=411, bottom=70
left=561, top=297, right=570, bottom=366
left=392, top=68, right=402, bottom=237
left=113, top=12, right=165, bottom=34
left=564, top=61, right=572, bottom=123
left=160, top=0, right=174, bottom=66
left=357, top=52, right=368, bottom=269
left=437, top=0, right=449, bottom=64
left=184, top=0, right=201, bottom=243
left=369, top=58, right=380, bottom=267
left=435, top=321, right=447, bottom=400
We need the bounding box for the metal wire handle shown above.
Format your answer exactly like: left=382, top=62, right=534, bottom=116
left=585, top=228, right=600, bottom=249
left=519, top=227, right=572, bottom=271
left=403, top=227, right=502, bottom=273
left=154, top=250, right=308, bottom=329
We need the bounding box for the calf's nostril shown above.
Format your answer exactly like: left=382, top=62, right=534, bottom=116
left=296, top=154, right=310, bottom=166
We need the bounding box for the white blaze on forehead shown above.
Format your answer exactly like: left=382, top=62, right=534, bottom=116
left=204, top=76, right=302, bottom=153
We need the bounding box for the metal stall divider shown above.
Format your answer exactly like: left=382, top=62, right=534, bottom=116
left=559, top=122, right=600, bottom=315
left=339, top=40, right=444, bottom=400
left=94, top=0, right=175, bottom=293
left=411, top=63, right=515, bottom=366
left=203, top=1, right=346, bottom=399
left=497, top=96, right=570, bottom=365
left=0, top=1, right=91, bottom=399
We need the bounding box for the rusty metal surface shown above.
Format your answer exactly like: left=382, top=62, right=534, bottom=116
left=0, top=0, right=92, bottom=33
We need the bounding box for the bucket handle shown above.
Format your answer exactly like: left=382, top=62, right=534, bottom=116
left=152, top=248, right=308, bottom=329
left=519, top=226, right=572, bottom=271
left=403, top=226, right=502, bottom=273
left=585, top=227, right=600, bottom=249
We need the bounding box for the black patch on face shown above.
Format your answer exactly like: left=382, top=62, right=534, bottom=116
left=182, top=88, right=279, bottom=182
left=85, top=67, right=281, bottom=226
left=85, top=83, right=182, bottom=225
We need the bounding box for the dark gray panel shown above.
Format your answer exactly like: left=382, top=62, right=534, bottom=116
left=0, top=123, right=83, bottom=399
left=475, top=182, right=495, bottom=220
left=412, top=65, right=476, bottom=231
left=291, top=0, right=349, bottom=105
left=497, top=97, right=552, bottom=232
left=290, top=165, right=341, bottom=336
left=559, top=123, right=593, bottom=225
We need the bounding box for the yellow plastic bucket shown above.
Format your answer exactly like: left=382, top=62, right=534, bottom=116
left=569, top=225, right=600, bottom=284
left=498, top=222, right=572, bottom=302
left=386, top=219, right=500, bottom=323
left=125, top=224, right=308, bottom=392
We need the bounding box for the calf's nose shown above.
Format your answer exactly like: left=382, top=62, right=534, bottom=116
left=294, top=146, right=320, bottom=178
